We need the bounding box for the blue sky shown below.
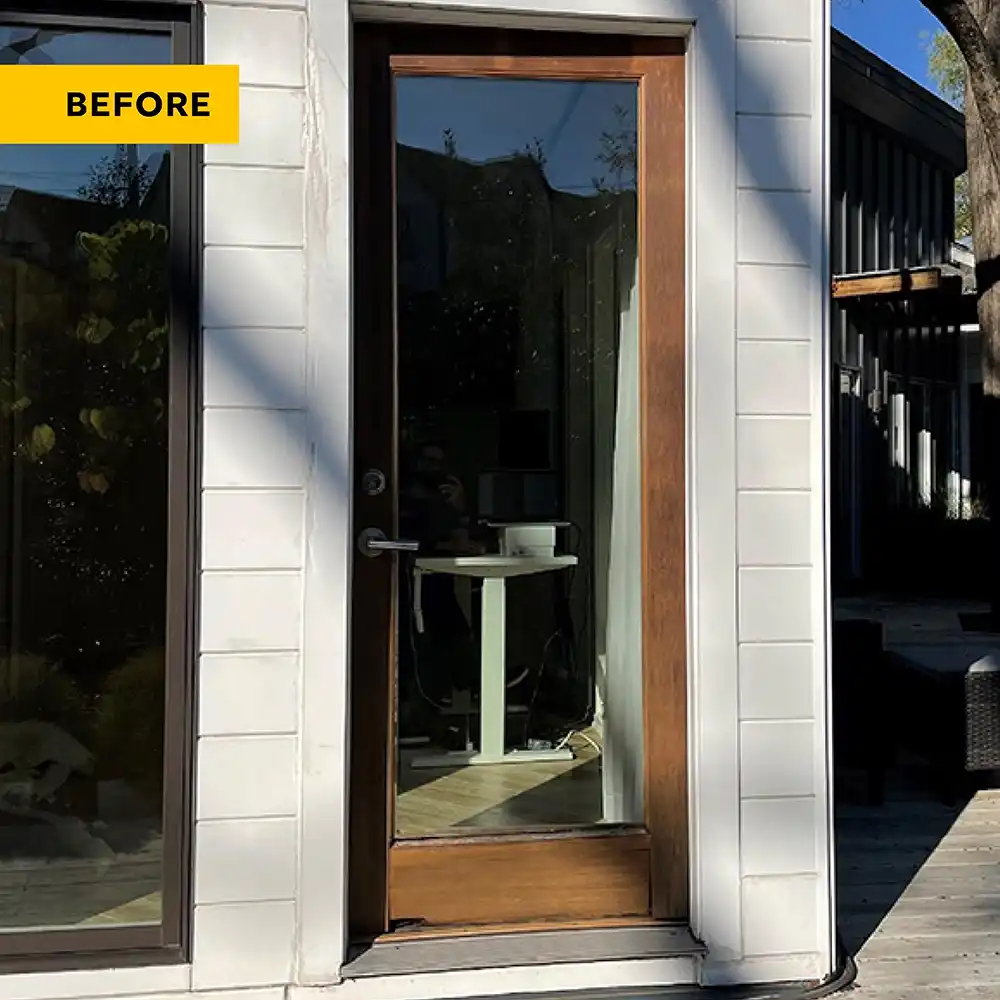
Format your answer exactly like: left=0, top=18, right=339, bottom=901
left=832, top=0, right=946, bottom=93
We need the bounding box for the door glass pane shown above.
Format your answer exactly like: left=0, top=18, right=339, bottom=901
left=394, top=75, right=644, bottom=837
left=0, top=25, right=171, bottom=930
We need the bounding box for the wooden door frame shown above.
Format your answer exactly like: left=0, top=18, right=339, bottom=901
left=349, top=22, right=688, bottom=943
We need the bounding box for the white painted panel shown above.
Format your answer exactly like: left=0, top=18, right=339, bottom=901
left=739, top=642, right=814, bottom=720
left=205, top=168, right=305, bottom=248
left=204, top=5, right=305, bottom=87
left=737, top=189, right=812, bottom=266
left=203, top=247, right=307, bottom=329
left=737, top=341, right=812, bottom=415
left=737, top=491, right=811, bottom=566
left=196, top=735, right=298, bottom=820
left=736, top=39, right=812, bottom=115
left=206, top=88, right=307, bottom=167
left=742, top=875, right=820, bottom=955
left=204, top=328, right=307, bottom=410
left=741, top=797, right=817, bottom=875
left=202, top=491, right=304, bottom=570
left=737, top=115, right=812, bottom=191
left=739, top=567, right=813, bottom=642
left=737, top=263, right=812, bottom=341
left=200, top=572, right=302, bottom=653
left=195, top=818, right=298, bottom=903
left=737, top=417, right=811, bottom=490
left=702, top=955, right=824, bottom=989
left=737, top=0, right=812, bottom=40
left=202, top=409, right=308, bottom=490
left=192, top=901, right=296, bottom=989
left=0, top=966, right=192, bottom=1000
left=199, top=653, right=300, bottom=736
left=741, top=720, right=817, bottom=798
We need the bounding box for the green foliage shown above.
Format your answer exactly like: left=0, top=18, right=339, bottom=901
left=924, top=28, right=971, bottom=239
left=0, top=194, right=171, bottom=663
left=6, top=217, right=169, bottom=484
left=926, top=29, right=965, bottom=109
left=95, top=647, right=165, bottom=798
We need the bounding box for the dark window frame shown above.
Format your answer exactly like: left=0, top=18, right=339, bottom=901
left=0, top=0, right=201, bottom=972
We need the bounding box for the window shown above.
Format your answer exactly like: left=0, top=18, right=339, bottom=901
left=0, top=1, right=197, bottom=968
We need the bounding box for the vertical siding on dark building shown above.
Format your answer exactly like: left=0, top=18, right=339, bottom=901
left=830, top=99, right=962, bottom=591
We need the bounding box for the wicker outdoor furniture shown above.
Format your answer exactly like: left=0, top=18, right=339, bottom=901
left=889, top=643, right=1000, bottom=804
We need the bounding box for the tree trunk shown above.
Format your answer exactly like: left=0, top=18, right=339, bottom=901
left=966, top=0, right=1000, bottom=619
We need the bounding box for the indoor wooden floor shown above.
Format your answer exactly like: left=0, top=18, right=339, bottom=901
left=396, top=730, right=604, bottom=836
left=838, top=761, right=1000, bottom=997
left=0, top=842, right=161, bottom=928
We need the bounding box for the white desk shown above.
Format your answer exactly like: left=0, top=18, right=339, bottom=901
left=411, top=554, right=578, bottom=768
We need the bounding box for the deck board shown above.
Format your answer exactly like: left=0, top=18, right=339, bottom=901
left=838, top=774, right=1000, bottom=996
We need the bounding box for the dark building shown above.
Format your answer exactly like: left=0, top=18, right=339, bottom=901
left=830, top=29, right=970, bottom=593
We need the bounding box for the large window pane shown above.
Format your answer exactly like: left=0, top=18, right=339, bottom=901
left=393, top=76, right=644, bottom=836
left=0, top=24, right=172, bottom=932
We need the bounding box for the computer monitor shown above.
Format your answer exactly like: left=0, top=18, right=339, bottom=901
left=477, top=470, right=561, bottom=523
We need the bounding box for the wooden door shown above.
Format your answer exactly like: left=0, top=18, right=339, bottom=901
left=350, top=22, right=688, bottom=942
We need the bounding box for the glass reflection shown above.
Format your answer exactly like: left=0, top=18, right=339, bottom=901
left=0, top=25, right=170, bottom=930
left=393, top=76, right=644, bottom=837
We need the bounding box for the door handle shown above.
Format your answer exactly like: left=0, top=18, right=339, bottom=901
left=358, top=527, right=420, bottom=558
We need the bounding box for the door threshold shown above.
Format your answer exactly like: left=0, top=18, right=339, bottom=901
left=343, top=920, right=706, bottom=979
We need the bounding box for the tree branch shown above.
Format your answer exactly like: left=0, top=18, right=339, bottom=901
left=920, top=0, right=1000, bottom=184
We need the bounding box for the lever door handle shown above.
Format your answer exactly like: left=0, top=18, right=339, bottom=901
left=358, top=527, right=420, bottom=557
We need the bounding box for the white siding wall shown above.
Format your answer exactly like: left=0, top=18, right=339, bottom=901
left=196, top=0, right=308, bottom=989
left=1, top=1, right=831, bottom=998
left=734, top=0, right=832, bottom=983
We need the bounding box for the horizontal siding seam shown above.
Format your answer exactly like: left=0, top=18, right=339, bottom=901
left=737, top=409, right=813, bottom=417
left=203, top=163, right=306, bottom=173
left=200, top=487, right=307, bottom=496
left=736, top=337, right=811, bottom=344
left=202, top=403, right=307, bottom=412
left=737, top=184, right=812, bottom=194
left=737, top=261, right=811, bottom=271
left=202, top=486, right=305, bottom=494
left=193, top=895, right=298, bottom=906
left=738, top=638, right=815, bottom=646
left=204, top=240, right=306, bottom=251
left=738, top=414, right=811, bottom=422
left=202, top=325, right=307, bottom=333
left=218, top=81, right=307, bottom=92
left=196, top=816, right=297, bottom=826
left=200, top=568, right=301, bottom=576
left=737, top=562, right=814, bottom=570
left=739, top=723, right=816, bottom=732
left=202, top=565, right=304, bottom=574
left=737, top=111, right=812, bottom=122
left=198, top=730, right=299, bottom=744
left=206, top=0, right=304, bottom=8
left=737, top=36, right=812, bottom=47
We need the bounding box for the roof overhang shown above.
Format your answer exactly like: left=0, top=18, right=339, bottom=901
left=832, top=29, right=966, bottom=174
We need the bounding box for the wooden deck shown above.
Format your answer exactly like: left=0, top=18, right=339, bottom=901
left=838, top=761, right=1000, bottom=997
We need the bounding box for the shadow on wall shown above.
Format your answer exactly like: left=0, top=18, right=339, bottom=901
left=161, top=0, right=955, bottom=979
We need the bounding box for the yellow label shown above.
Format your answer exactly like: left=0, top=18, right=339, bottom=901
left=0, top=65, right=240, bottom=144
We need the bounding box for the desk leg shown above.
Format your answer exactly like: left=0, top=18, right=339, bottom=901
left=410, top=573, right=574, bottom=769
left=478, top=576, right=507, bottom=761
